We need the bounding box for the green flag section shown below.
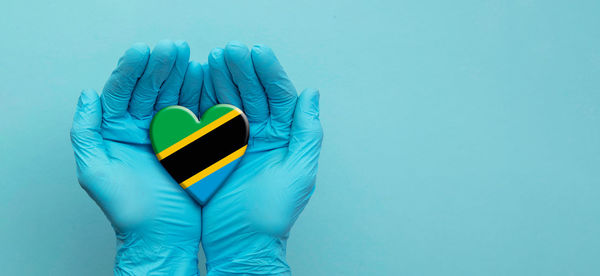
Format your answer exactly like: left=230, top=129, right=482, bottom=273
left=150, top=105, right=234, bottom=154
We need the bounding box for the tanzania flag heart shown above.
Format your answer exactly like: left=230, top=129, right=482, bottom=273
left=150, top=104, right=249, bottom=205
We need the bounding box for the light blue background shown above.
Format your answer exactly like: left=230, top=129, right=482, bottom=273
left=1, top=0, right=599, bottom=275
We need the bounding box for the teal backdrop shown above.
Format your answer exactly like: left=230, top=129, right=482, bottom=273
left=1, top=0, right=599, bottom=275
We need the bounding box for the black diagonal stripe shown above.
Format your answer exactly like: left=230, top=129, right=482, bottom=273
left=160, top=114, right=249, bottom=183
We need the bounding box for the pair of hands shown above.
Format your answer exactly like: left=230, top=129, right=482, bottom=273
left=70, top=40, right=323, bottom=275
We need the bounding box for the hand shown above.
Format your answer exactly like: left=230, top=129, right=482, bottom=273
left=70, top=40, right=205, bottom=275
left=200, top=42, right=323, bottom=275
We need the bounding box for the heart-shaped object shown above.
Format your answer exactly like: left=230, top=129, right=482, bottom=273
left=150, top=104, right=249, bottom=205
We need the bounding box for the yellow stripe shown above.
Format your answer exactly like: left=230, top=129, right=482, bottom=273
left=180, top=145, right=247, bottom=189
left=156, top=109, right=240, bottom=160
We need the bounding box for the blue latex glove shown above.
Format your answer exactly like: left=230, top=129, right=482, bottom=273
left=70, top=40, right=206, bottom=275
left=200, top=42, right=323, bottom=275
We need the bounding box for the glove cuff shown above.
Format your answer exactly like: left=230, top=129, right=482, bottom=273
left=205, top=239, right=290, bottom=276
left=114, top=232, right=200, bottom=275
left=206, top=260, right=290, bottom=276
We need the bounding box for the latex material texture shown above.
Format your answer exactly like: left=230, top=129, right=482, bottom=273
left=70, top=40, right=205, bottom=275
left=200, top=41, right=323, bottom=275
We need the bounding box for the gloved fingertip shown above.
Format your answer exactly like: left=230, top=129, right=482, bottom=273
left=187, top=60, right=203, bottom=74
left=175, top=40, right=189, bottom=47
left=79, top=89, right=99, bottom=107
left=121, top=43, right=150, bottom=65
left=251, top=45, right=281, bottom=70
left=210, top=47, right=224, bottom=57
left=251, top=44, right=270, bottom=54
left=154, top=40, right=178, bottom=57
left=225, top=41, right=249, bottom=60
left=175, top=40, right=190, bottom=57
left=298, top=88, right=320, bottom=117
left=208, top=48, right=225, bottom=64
left=73, top=89, right=102, bottom=133
left=128, top=42, right=151, bottom=55
left=308, top=88, right=320, bottom=108
left=226, top=40, right=246, bottom=49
